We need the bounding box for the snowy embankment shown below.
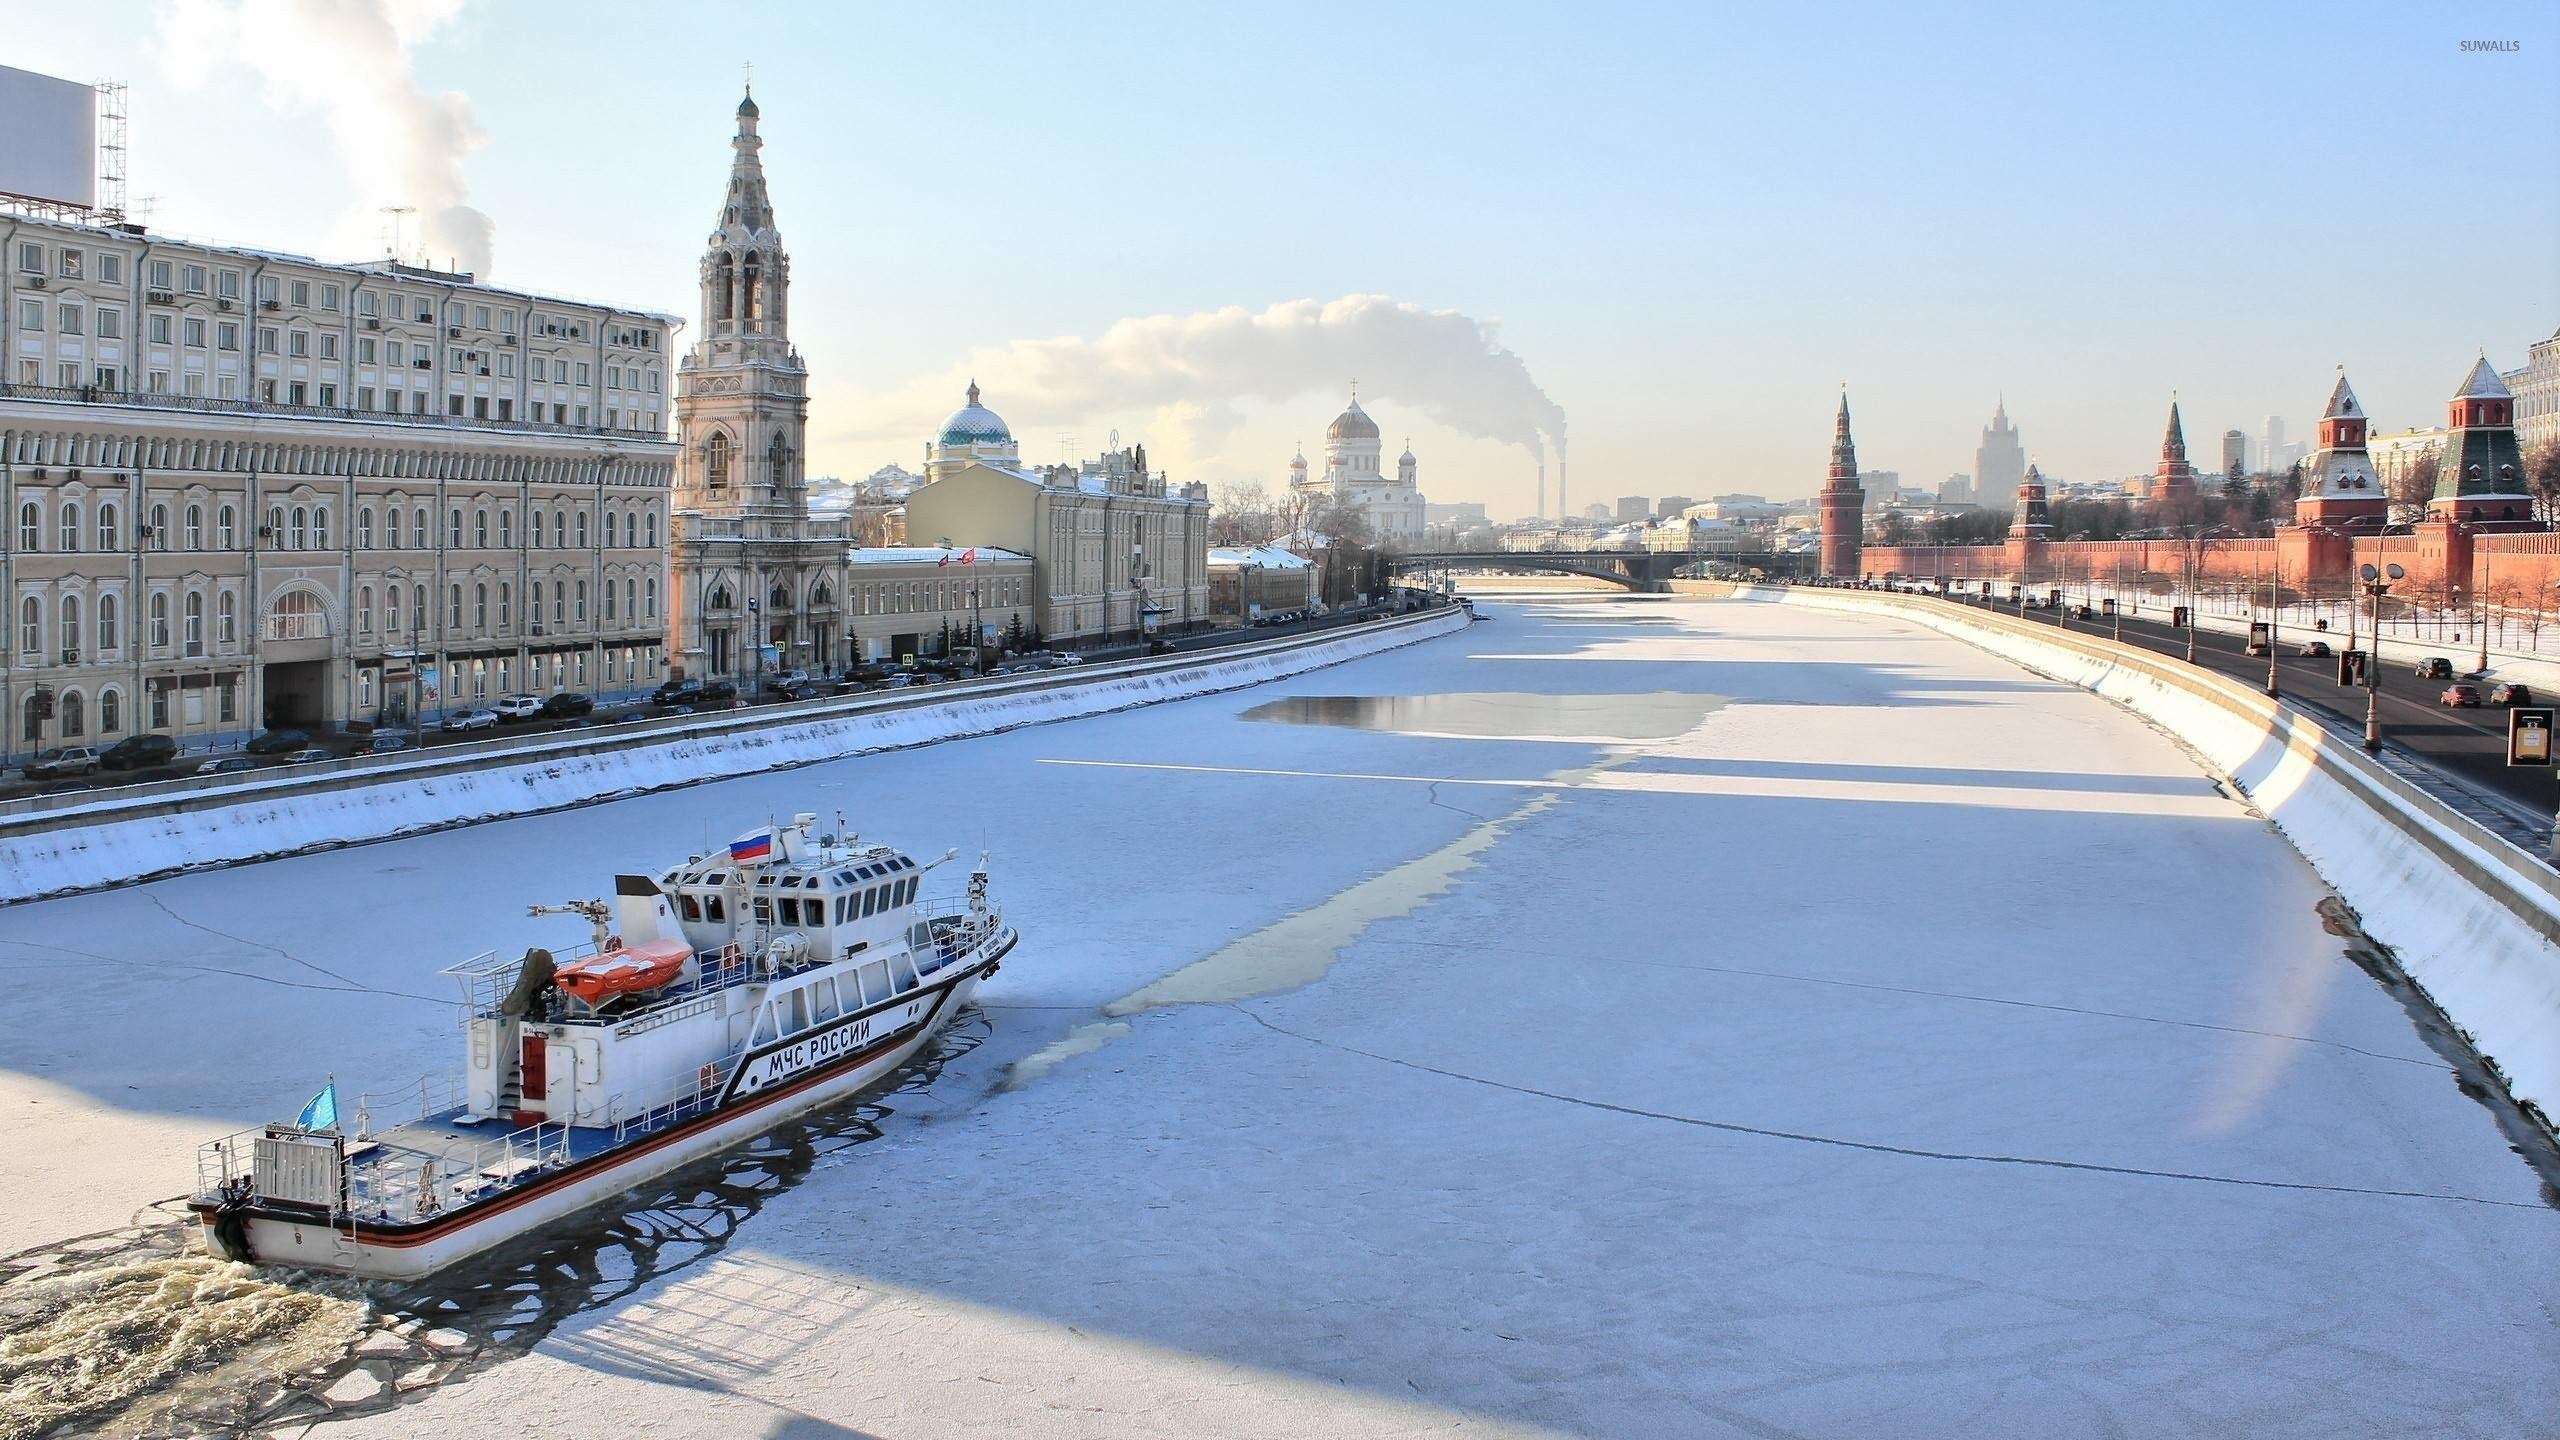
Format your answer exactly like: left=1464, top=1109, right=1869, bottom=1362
left=1737, top=584, right=2560, bottom=1134
left=0, top=608, right=1467, bottom=905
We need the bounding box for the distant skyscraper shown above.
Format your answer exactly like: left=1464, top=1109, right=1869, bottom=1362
left=1615, top=495, right=1650, bottom=523
left=1654, top=495, right=1694, bottom=519
left=1974, top=399, right=2024, bottom=508
left=2261, top=416, right=2286, bottom=480
left=1939, top=473, right=1974, bottom=505
left=2221, top=430, right=2248, bottom=478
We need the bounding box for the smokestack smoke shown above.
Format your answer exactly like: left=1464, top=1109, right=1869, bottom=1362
left=855, top=294, right=1567, bottom=480
left=157, top=0, right=496, bottom=276
left=1537, top=459, right=1547, bottom=521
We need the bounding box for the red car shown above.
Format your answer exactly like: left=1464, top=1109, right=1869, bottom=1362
left=2438, top=683, right=2482, bottom=708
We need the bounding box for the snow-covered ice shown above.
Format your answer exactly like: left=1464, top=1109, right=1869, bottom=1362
left=4, top=596, right=2556, bottom=1438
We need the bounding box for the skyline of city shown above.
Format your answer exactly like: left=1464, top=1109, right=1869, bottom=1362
left=1, top=0, right=2552, bottom=514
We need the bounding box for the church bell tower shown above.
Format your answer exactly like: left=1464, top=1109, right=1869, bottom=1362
left=669, top=89, right=844, bottom=681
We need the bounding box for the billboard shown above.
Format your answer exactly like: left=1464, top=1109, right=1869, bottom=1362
left=0, top=65, right=96, bottom=209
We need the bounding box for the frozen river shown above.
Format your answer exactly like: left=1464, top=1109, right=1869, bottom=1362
left=5, top=595, right=2557, bottom=1438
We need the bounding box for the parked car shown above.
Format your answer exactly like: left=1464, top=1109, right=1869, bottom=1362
left=2297, top=640, right=2333, bottom=659
left=537, top=692, right=595, bottom=719
left=2439, top=683, right=2483, bottom=708
left=442, top=708, right=500, bottom=732
left=650, top=678, right=703, bottom=706
left=23, top=746, right=101, bottom=779
left=195, top=755, right=260, bottom=775
left=101, top=733, right=179, bottom=770
left=2416, top=656, right=2456, bottom=680
left=367, top=732, right=415, bottom=753
left=282, top=748, right=335, bottom=765
left=2491, top=682, right=2534, bottom=706
left=694, top=681, right=739, bottom=710
left=245, top=729, right=310, bottom=755
left=491, top=694, right=544, bottom=722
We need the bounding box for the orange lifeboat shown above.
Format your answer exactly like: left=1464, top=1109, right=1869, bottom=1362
left=553, top=939, right=693, bottom=1007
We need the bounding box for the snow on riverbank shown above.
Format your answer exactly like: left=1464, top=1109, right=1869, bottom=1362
left=7, top=598, right=2557, bottom=1437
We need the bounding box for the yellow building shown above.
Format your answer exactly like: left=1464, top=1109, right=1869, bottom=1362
left=901, top=384, right=1209, bottom=646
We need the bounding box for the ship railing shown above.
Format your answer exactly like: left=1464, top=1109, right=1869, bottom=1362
left=600, top=1046, right=750, bottom=1146
left=915, top=896, right=1004, bottom=975
left=448, top=941, right=754, bottom=1028
left=337, top=1115, right=577, bottom=1227
left=192, top=1070, right=468, bottom=1200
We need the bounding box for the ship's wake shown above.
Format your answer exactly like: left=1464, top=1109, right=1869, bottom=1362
left=0, top=1008, right=991, bottom=1439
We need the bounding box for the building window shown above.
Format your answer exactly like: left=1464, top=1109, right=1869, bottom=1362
left=474, top=509, right=488, bottom=548
left=357, top=586, right=373, bottom=635
left=218, top=591, right=237, bottom=646
left=16, top=502, right=36, bottom=552
left=706, top=433, right=732, bottom=490
left=290, top=506, right=308, bottom=550
left=497, top=582, right=512, bottom=631
left=574, top=580, right=588, bottom=622
left=645, top=577, right=658, bottom=619
left=498, top=511, right=512, bottom=548
left=474, top=584, right=488, bottom=632
left=97, top=593, right=118, bottom=651
left=97, top=503, right=118, bottom=551
left=183, top=592, right=204, bottom=655
left=98, top=687, right=120, bottom=734
left=149, top=594, right=169, bottom=648
left=314, top=507, right=330, bottom=549
left=357, top=507, right=374, bottom=548
left=575, top=512, right=588, bottom=548
left=149, top=683, right=168, bottom=729
left=59, top=502, right=81, bottom=553
left=58, top=596, right=80, bottom=659
left=218, top=505, right=237, bottom=549
left=59, top=690, right=83, bottom=738
left=645, top=511, right=658, bottom=547
left=19, top=596, right=39, bottom=655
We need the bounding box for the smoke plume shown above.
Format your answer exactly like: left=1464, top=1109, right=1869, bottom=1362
left=849, top=294, right=1566, bottom=475
left=156, top=0, right=496, bottom=276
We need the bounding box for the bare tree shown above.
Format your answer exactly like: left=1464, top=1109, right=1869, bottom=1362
left=2388, top=452, right=2439, bottom=525
left=1211, top=478, right=1275, bottom=546
left=2525, top=440, right=2560, bottom=525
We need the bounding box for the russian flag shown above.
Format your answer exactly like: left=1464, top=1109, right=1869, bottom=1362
left=729, top=828, right=775, bottom=863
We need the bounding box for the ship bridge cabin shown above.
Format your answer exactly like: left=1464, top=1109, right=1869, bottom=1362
left=659, top=845, right=933, bottom=965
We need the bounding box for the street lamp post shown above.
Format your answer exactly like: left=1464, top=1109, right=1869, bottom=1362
left=2266, top=547, right=2281, bottom=698
left=2362, top=562, right=2404, bottom=752
left=2475, top=566, right=2492, bottom=676
left=746, top=597, right=762, bottom=698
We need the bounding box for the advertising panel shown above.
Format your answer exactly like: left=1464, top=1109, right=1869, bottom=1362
left=0, top=65, right=97, bottom=209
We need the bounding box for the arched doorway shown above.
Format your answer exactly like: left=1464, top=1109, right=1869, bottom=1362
left=262, top=588, right=334, bottom=729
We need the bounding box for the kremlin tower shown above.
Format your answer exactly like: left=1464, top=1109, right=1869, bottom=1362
left=2150, top=399, right=2197, bottom=509
left=2427, top=356, right=2534, bottom=528
left=1817, top=391, right=1865, bottom=578
left=2009, top=464, right=2053, bottom=539
left=2291, top=370, right=2386, bottom=531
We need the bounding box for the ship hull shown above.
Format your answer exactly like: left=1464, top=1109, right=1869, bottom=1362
left=194, top=942, right=1005, bottom=1280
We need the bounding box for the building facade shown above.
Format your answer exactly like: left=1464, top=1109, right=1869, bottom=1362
left=2512, top=327, right=2560, bottom=453
left=1288, top=397, right=1425, bottom=544
left=903, top=382, right=1210, bottom=646
left=2, top=219, right=677, bottom=761
left=666, top=91, right=853, bottom=684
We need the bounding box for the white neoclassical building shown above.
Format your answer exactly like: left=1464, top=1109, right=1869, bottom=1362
left=1287, top=396, right=1425, bottom=545
left=1, top=214, right=678, bottom=762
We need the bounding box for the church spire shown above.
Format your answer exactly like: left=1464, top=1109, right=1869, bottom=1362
left=2150, top=394, right=2197, bottom=509
left=2161, top=396, right=2187, bottom=463
left=1829, top=389, right=1858, bottom=480
left=701, top=89, right=789, bottom=343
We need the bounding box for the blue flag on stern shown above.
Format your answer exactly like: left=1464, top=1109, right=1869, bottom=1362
left=297, top=1083, right=339, bottom=1132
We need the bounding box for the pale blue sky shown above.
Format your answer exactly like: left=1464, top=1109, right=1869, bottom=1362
left=5, top=0, right=2556, bottom=515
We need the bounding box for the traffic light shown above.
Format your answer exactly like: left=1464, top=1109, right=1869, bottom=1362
left=2172, top=605, right=2191, bottom=627
left=30, top=687, right=53, bottom=720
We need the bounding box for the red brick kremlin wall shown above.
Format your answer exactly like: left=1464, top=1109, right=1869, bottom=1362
left=1860, top=528, right=2560, bottom=612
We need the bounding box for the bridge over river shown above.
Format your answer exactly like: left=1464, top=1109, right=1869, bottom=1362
left=1, top=594, right=2551, bottom=1439
left=1391, top=547, right=1812, bottom=589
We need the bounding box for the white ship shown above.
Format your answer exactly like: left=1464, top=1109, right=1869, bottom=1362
left=190, top=812, right=1017, bottom=1279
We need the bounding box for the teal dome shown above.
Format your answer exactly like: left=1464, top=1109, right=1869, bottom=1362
left=938, top=380, right=1011, bottom=446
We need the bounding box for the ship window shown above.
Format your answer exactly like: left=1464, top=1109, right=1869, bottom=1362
left=811, top=978, right=841, bottom=1024
left=861, top=888, right=879, bottom=918
left=890, top=953, right=920, bottom=993
left=857, top=960, right=890, bottom=1005
left=784, top=990, right=809, bottom=1034
left=680, top=895, right=702, bottom=922
left=778, top=898, right=800, bottom=925
left=706, top=896, right=726, bottom=922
